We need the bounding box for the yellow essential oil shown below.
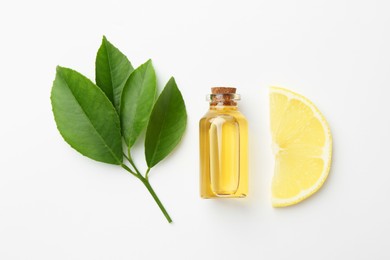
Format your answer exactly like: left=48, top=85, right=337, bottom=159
left=199, top=87, right=248, bottom=198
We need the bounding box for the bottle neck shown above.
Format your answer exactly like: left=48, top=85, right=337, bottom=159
left=209, top=103, right=238, bottom=110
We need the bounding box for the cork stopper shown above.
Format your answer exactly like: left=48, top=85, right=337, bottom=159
left=209, top=87, right=239, bottom=106
left=211, top=87, right=236, bottom=94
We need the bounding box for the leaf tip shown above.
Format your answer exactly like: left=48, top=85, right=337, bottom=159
left=100, top=35, right=111, bottom=48
left=167, top=77, right=178, bottom=90
left=168, top=76, right=176, bottom=83
left=55, top=66, right=69, bottom=77
left=144, top=59, right=153, bottom=68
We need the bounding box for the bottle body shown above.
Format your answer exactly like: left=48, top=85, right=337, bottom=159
left=199, top=106, right=248, bottom=198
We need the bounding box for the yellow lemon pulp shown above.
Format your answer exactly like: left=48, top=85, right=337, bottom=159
left=270, top=87, right=332, bottom=207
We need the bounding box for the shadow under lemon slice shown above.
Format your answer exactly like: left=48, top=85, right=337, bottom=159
left=270, top=87, right=332, bottom=207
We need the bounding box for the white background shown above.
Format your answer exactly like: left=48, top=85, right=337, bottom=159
left=1, top=0, right=390, bottom=259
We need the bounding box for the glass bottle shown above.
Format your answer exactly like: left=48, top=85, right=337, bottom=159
left=199, top=87, right=248, bottom=198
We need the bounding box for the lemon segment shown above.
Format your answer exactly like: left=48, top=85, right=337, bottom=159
left=270, top=87, right=332, bottom=207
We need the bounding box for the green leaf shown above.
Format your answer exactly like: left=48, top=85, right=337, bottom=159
left=121, top=59, right=157, bottom=149
left=51, top=66, right=123, bottom=165
left=95, top=36, right=134, bottom=112
left=145, top=77, right=187, bottom=168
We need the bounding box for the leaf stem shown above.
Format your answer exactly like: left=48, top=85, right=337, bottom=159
left=123, top=152, right=131, bottom=164
left=123, top=153, right=137, bottom=173
left=126, top=152, right=142, bottom=176
left=145, top=168, right=151, bottom=180
left=121, top=157, right=172, bottom=223
left=140, top=176, right=172, bottom=223
left=121, top=164, right=139, bottom=179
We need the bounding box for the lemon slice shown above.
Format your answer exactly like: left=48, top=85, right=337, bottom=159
left=270, top=87, right=332, bottom=207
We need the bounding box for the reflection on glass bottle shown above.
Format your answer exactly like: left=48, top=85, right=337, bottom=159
left=199, top=87, right=248, bottom=198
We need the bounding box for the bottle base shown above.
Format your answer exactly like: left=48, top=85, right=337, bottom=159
left=200, top=193, right=247, bottom=199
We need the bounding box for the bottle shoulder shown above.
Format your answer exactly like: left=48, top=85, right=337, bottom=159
left=200, top=109, right=247, bottom=123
